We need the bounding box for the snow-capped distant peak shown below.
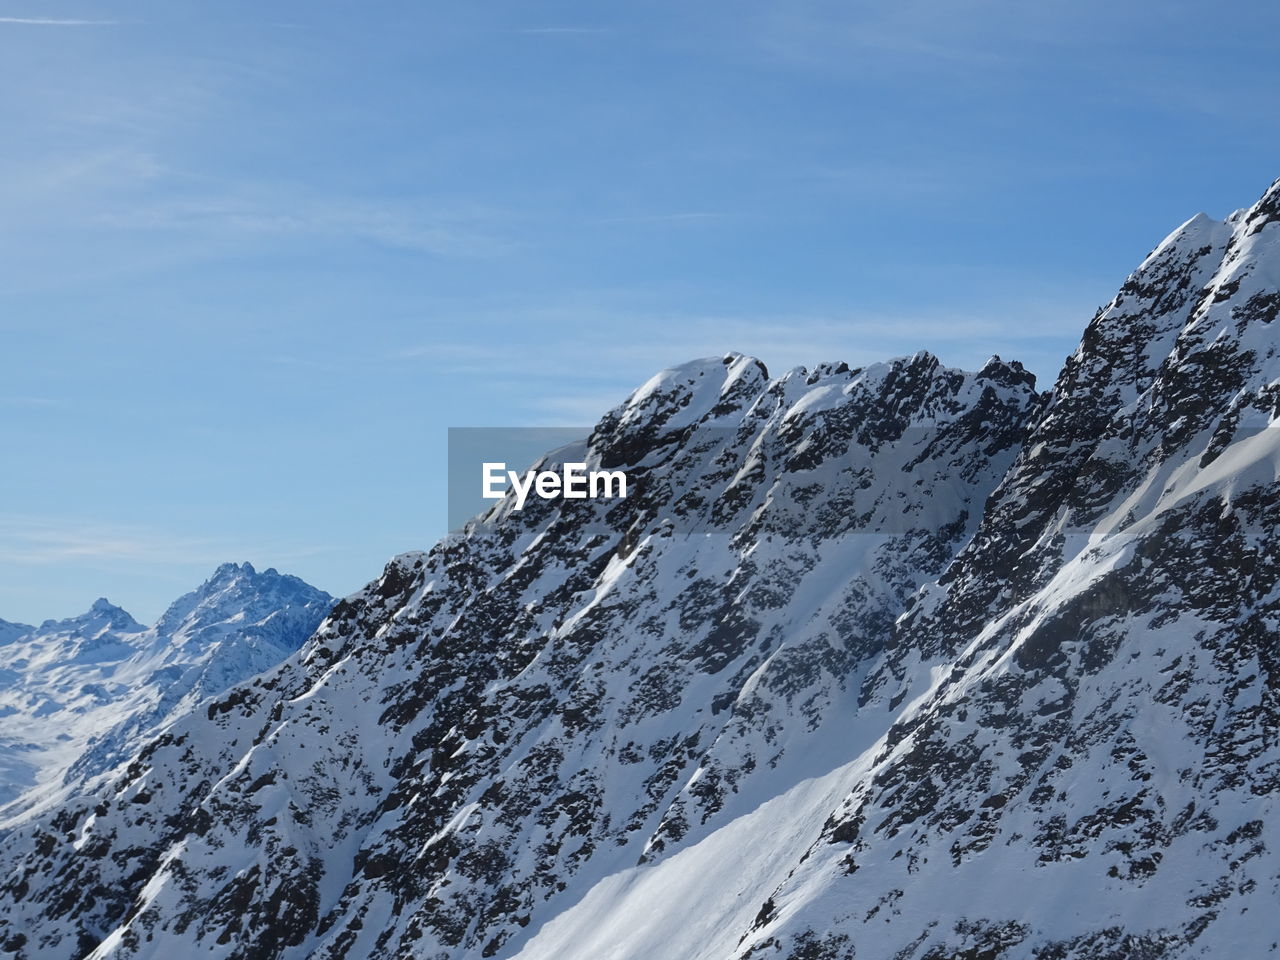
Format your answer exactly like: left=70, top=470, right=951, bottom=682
left=34, top=599, right=145, bottom=638
left=152, top=561, right=332, bottom=644
left=0, top=564, right=334, bottom=817
left=0, top=617, right=34, bottom=646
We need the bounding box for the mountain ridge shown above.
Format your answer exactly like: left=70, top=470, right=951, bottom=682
left=1, top=178, right=1278, bottom=960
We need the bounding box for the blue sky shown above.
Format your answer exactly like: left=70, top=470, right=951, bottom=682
left=3, top=0, right=1279, bottom=623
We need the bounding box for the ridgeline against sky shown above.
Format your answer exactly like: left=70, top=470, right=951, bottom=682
left=3, top=0, right=1279, bottom=621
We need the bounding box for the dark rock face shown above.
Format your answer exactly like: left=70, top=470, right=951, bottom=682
left=759, top=180, right=1280, bottom=959
left=1, top=179, right=1278, bottom=960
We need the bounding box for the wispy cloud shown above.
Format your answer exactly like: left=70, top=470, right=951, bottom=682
left=413, top=303, right=1083, bottom=366
left=518, top=27, right=612, bottom=36
left=0, top=149, right=163, bottom=211
left=98, top=193, right=513, bottom=258
left=385, top=295, right=1091, bottom=428
left=591, top=212, right=721, bottom=225
left=0, top=516, right=222, bottom=566
left=0, top=515, right=336, bottom=569
left=0, top=396, right=64, bottom=408
left=0, top=516, right=342, bottom=623
left=748, top=2, right=1013, bottom=77
left=268, top=355, right=348, bottom=374
left=526, top=392, right=633, bottom=427
left=0, top=17, right=116, bottom=25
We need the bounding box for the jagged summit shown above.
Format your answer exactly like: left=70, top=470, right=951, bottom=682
left=35, top=598, right=144, bottom=637
left=153, top=560, right=330, bottom=644
left=605, top=352, right=770, bottom=437
left=212, top=560, right=255, bottom=578
left=976, top=353, right=1037, bottom=388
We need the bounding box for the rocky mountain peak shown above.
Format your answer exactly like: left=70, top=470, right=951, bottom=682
left=152, top=562, right=332, bottom=646
left=212, top=560, right=256, bottom=580
left=35, top=599, right=144, bottom=639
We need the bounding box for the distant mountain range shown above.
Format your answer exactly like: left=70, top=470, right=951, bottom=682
left=1, top=179, right=1278, bottom=959
left=0, top=563, right=333, bottom=817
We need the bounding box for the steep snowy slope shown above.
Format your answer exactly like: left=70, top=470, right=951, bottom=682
left=0, top=600, right=148, bottom=810
left=0, top=353, right=1037, bottom=959
left=0, top=564, right=333, bottom=818
left=1, top=178, right=1277, bottom=960
left=677, top=180, right=1280, bottom=959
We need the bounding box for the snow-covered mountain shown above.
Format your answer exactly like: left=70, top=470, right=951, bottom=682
left=0, top=619, right=35, bottom=647
left=0, top=564, right=334, bottom=818
left=1, top=178, right=1278, bottom=960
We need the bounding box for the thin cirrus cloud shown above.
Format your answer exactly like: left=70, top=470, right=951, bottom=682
left=0, top=396, right=63, bottom=408
left=0, top=17, right=117, bottom=25
left=397, top=305, right=1087, bottom=382
left=590, top=212, right=722, bottom=225
left=525, top=392, right=634, bottom=427
left=377, top=302, right=1089, bottom=432
left=0, top=515, right=333, bottom=569
left=95, top=194, right=514, bottom=258
left=0, top=150, right=509, bottom=260
left=0, top=516, right=222, bottom=567
left=517, top=26, right=612, bottom=35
